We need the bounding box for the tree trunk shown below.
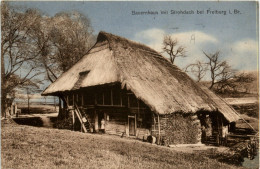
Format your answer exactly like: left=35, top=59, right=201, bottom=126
left=209, top=76, right=215, bottom=89
left=1, top=93, right=7, bottom=118
left=209, top=82, right=214, bottom=89
left=1, top=45, right=6, bottom=117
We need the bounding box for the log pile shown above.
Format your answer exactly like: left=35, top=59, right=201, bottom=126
left=160, top=113, right=201, bottom=145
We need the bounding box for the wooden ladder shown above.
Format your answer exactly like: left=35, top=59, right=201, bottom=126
left=74, top=103, right=91, bottom=133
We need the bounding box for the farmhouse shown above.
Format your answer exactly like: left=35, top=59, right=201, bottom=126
left=42, top=31, right=240, bottom=145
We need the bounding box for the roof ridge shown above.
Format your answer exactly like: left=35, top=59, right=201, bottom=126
left=97, top=31, right=159, bottom=54
left=97, top=31, right=174, bottom=64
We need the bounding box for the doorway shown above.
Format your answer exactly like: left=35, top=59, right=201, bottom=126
left=98, top=112, right=104, bottom=129
left=128, top=115, right=136, bottom=136
left=97, top=111, right=106, bottom=133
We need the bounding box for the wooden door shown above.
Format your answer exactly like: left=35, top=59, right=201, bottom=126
left=129, top=117, right=135, bottom=136
left=98, top=112, right=104, bottom=129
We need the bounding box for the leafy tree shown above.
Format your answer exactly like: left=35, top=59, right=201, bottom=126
left=1, top=3, right=95, bottom=116
left=1, top=3, right=43, bottom=116
left=51, top=11, right=95, bottom=72
left=30, top=11, right=95, bottom=83
left=31, top=10, right=95, bottom=109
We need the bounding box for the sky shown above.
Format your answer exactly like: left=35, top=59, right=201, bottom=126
left=10, top=1, right=258, bottom=71
left=8, top=1, right=259, bottom=93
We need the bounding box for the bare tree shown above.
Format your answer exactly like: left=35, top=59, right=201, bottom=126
left=185, top=61, right=208, bottom=82
left=162, top=35, right=186, bottom=64
left=203, top=50, right=237, bottom=91
left=214, top=64, right=236, bottom=93
left=1, top=3, right=44, bottom=116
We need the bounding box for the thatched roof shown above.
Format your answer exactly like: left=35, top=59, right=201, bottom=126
left=42, top=31, right=240, bottom=122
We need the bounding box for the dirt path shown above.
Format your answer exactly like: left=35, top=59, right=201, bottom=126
left=14, top=113, right=58, bottom=128
left=39, top=113, right=57, bottom=128
left=224, top=97, right=258, bottom=105
left=40, top=116, right=53, bottom=128
left=168, top=144, right=229, bottom=153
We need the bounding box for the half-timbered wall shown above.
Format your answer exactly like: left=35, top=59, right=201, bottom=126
left=60, top=86, right=229, bottom=145
left=62, top=83, right=151, bottom=139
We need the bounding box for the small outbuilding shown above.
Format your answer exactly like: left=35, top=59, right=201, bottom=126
left=42, top=31, right=240, bottom=145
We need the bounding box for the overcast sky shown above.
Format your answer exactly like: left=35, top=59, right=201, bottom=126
left=10, top=1, right=259, bottom=77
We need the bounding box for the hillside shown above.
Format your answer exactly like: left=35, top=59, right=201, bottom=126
left=1, top=121, right=243, bottom=169
left=199, top=70, right=258, bottom=98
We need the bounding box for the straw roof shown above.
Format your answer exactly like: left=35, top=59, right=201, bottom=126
left=42, top=31, right=240, bottom=122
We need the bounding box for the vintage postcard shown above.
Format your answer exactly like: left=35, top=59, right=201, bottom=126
left=1, top=1, right=259, bottom=168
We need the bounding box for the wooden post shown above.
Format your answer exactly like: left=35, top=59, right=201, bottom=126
left=81, top=94, right=84, bottom=106
left=102, top=92, right=104, bottom=105
left=220, top=115, right=223, bottom=145
left=127, top=116, right=129, bottom=136
left=53, top=96, right=56, bottom=110
left=110, top=89, right=113, bottom=105
left=14, top=104, right=17, bottom=115
left=158, top=114, right=161, bottom=145
left=126, top=117, right=129, bottom=137
left=135, top=114, right=137, bottom=136
left=94, top=93, right=97, bottom=105
left=73, top=94, right=74, bottom=106
left=67, top=95, right=69, bottom=106
left=137, top=100, right=140, bottom=118
left=216, top=114, right=219, bottom=146
left=153, top=114, right=156, bottom=131
left=120, top=92, right=122, bottom=106
left=58, top=97, right=61, bottom=114
left=72, top=110, right=75, bottom=131
left=94, top=110, right=98, bottom=132
left=10, top=104, right=13, bottom=115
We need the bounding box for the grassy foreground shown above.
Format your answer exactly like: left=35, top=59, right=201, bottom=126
left=2, top=122, right=243, bottom=169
